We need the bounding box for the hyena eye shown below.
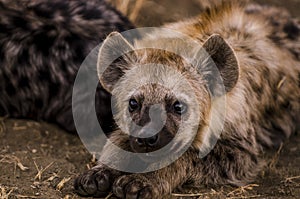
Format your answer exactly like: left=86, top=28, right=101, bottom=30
left=128, top=98, right=139, bottom=112
left=173, top=101, right=187, bottom=115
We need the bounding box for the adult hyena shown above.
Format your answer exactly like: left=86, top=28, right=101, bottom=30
left=0, top=0, right=134, bottom=133
left=74, top=1, right=300, bottom=198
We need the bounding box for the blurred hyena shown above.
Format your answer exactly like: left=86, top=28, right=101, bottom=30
left=0, top=0, right=134, bottom=133
left=75, top=1, right=300, bottom=198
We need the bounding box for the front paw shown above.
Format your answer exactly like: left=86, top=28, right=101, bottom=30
left=113, top=175, right=159, bottom=199
left=74, top=166, right=118, bottom=197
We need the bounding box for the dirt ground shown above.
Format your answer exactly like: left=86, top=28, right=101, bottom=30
left=0, top=119, right=299, bottom=199
left=1, top=0, right=300, bottom=199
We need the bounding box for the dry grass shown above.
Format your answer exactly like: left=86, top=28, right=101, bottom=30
left=63, top=194, right=77, bottom=199
left=0, top=116, right=7, bottom=135
left=46, top=173, right=59, bottom=182
left=282, top=175, right=300, bottom=185
left=226, top=195, right=264, bottom=199
left=34, top=161, right=54, bottom=181
left=104, top=192, right=113, bottom=199
left=172, top=189, right=221, bottom=198
left=86, top=153, right=98, bottom=169
left=227, top=184, right=259, bottom=197
left=13, top=194, right=39, bottom=198
left=0, top=185, right=40, bottom=199
left=171, top=184, right=262, bottom=199
left=0, top=185, right=14, bottom=199
left=277, top=76, right=287, bottom=89
left=268, top=143, right=284, bottom=169
left=56, top=177, right=71, bottom=191
left=0, top=154, right=29, bottom=171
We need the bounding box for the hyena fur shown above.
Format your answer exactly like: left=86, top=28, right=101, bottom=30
left=0, top=0, right=134, bottom=133
left=75, top=1, right=300, bottom=198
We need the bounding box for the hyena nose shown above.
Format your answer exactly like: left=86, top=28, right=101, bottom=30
left=136, top=134, right=159, bottom=147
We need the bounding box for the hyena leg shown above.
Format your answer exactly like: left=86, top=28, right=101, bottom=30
left=74, top=131, right=133, bottom=197
left=112, top=151, right=197, bottom=199
left=74, top=163, right=123, bottom=197
left=112, top=141, right=263, bottom=199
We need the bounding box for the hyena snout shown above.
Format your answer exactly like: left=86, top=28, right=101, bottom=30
left=129, top=104, right=174, bottom=153
left=129, top=127, right=174, bottom=153
left=133, top=130, right=159, bottom=147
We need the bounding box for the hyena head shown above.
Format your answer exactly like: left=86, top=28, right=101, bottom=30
left=97, top=31, right=239, bottom=156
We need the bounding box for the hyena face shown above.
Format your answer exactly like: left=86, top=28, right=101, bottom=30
left=125, top=83, right=188, bottom=153
left=114, top=65, right=205, bottom=155
left=106, top=58, right=206, bottom=157
left=97, top=31, right=239, bottom=156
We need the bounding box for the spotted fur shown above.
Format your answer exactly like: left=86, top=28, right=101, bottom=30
left=0, top=0, right=134, bottom=133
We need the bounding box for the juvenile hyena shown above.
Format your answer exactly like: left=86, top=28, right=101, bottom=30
left=0, top=0, right=134, bottom=133
left=75, top=1, right=300, bottom=198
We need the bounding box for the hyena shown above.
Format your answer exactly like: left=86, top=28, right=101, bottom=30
left=75, top=1, right=300, bottom=198
left=0, top=0, right=134, bottom=133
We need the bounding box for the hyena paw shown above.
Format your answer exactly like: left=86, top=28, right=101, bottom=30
left=74, top=167, right=117, bottom=197
left=113, top=175, right=159, bottom=199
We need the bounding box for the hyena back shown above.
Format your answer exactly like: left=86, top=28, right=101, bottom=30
left=0, top=0, right=134, bottom=133
left=75, top=1, right=300, bottom=198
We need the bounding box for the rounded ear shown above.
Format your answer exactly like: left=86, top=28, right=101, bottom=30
left=201, top=34, right=239, bottom=94
left=97, top=32, right=135, bottom=93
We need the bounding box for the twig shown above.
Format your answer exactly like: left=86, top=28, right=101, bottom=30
left=45, top=173, right=59, bottom=182
left=56, top=177, right=71, bottom=191
left=172, top=192, right=208, bottom=197
left=12, top=126, right=27, bottom=131
left=227, top=184, right=259, bottom=196
left=63, top=194, right=75, bottom=199
left=226, top=195, right=263, bottom=199
left=172, top=189, right=219, bottom=197
left=268, top=143, right=283, bottom=169
left=0, top=155, right=29, bottom=171
left=104, top=192, right=113, bottom=199
left=91, top=153, right=97, bottom=164
left=277, top=76, right=286, bottom=89
left=14, top=194, right=39, bottom=198
left=0, top=186, right=14, bottom=199
left=0, top=116, right=8, bottom=134
left=12, top=122, right=28, bottom=131
left=285, top=175, right=300, bottom=181
left=34, top=161, right=54, bottom=181
left=282, top=175, right=300, bottom=183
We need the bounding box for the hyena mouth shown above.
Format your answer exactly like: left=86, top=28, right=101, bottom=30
left=129, top=130, right=175, bottom=154
left=143, top=142, right=185, bottom=163
left=130, top=133, right=185, bottom=162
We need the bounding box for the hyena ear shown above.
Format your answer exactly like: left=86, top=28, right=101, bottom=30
left=97, top=32, right=135, bottom=93
left=201, top=34, right=239, bottom=94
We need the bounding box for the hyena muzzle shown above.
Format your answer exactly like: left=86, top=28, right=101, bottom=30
left=75, top=1, right=300, bottom=199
